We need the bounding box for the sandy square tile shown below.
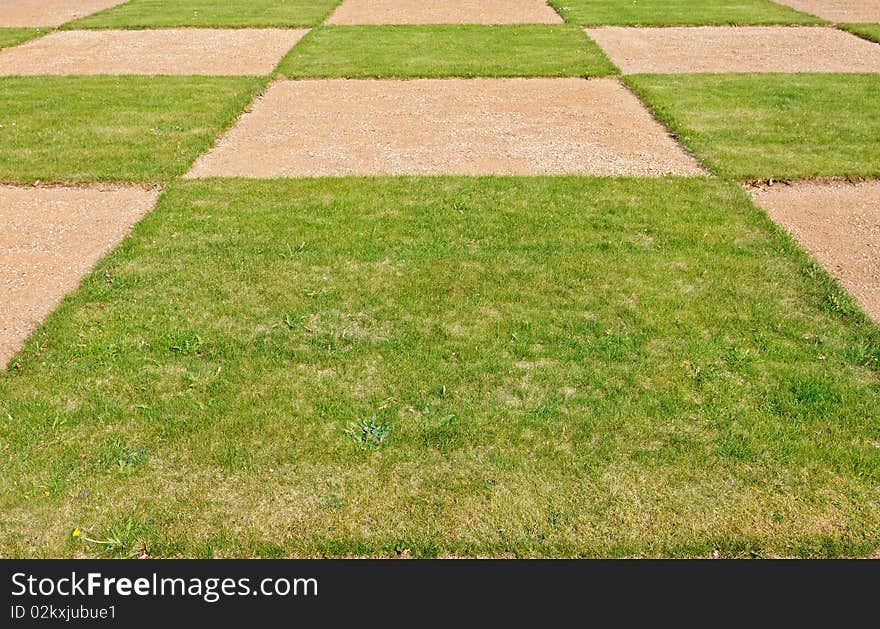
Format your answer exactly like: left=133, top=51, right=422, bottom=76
left=0, top=0, right=127, bottom=27
left=0, top=28, right=308, bottom=76
left=751, top=181, right=880, bottom=322
left=326, top=0, right=563, bottom=24
left=0, top=185, right=160, bottom=368
left=186, top=78, right=704, bottom=178
left=772, top=0, right=880, bottom=22
left=585, top=26, right=880, bottom=74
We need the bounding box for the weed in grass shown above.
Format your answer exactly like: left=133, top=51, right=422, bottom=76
left=283, top=313, right=307, bottom=330
left=320, top=494, right=344, bottom=511
left=346, top=418, right=392, bottom=449
left=78, top=516, right=154, bottom=558
left=115, top=446, right=147, bottom=475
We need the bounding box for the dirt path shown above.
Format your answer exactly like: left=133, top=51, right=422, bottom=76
left=0, top=29, right=308, bottom=76
left=1, top=0, right=127, bottom=27
left=772, top=0, right=880, bottom=22
left=326, top=0, right=563, bottom=24
left=585, top=26, right=880, bottom=74
left=751, top=181, right=880, bottom=322
left=186, top=78, right=704, bottom=178
left=0, top=185, right=160, bottom=369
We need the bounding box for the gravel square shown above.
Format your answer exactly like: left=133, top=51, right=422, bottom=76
left=0, top=28, right=308, bottom=75
left=585, top=26, right=880, bottom=74
left=186, top=78, right=704, bottom=178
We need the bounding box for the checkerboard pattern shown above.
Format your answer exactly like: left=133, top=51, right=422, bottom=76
left=0, top=0, right=880, bottom=556
left=0, top=0, right=880, bottom=362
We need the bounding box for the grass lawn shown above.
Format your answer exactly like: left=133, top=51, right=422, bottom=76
left=625, top=74, right=880, bottom=180
left=0, top=76, right=264, bottom=183
left=67, top=0, right=341, bottom=28
left=2, top=177, right=878, bottom=558
left=548, top=0, right=823, bottom=25
left=841, top=24, right=880, bottom=44
left=279, top=25, right=618, bottom=78
left=0, top=28, right=45, bottom=50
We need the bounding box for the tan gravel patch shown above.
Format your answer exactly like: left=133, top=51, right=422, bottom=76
left=772, top=0, right=880, bottom=22
left=326, top=0, right=563, bottom=24
left=585, top=26, right=880, bottom=74
left=186, top=78, right=704, bottom=178
left=751, top=181, right=880, bottom=322
left=0, top=0, right=127, bottom=27
left=0, top=185, right=160, bottom=369
left=0, top=29, right=308, bottom=76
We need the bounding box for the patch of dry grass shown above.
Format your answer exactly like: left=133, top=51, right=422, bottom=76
left=1, top=177, right=878, bottom=558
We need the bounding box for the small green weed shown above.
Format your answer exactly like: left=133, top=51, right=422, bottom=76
left=345, top=417, right=392, bottom=448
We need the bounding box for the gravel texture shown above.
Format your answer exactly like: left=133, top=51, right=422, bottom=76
left=326, top=0, right=564, bottom=24
left=187, top=78, right=704, bottom=178
left=751, top=180, right=880, bottom=322
left=0, top=0, right=126, bottom=27
left=585, top=26, right=880, bottom=73
left=0, top=28, right=308, bottom=76
left=0, top=185, right=160, bottom=369
left=772, top=0, right=880, bottom=22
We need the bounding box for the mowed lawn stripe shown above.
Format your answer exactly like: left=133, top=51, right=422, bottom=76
left=0, top=28, right=47, bottom=50
left=66, top=0, right=342, bottom=28
left=0, top=76, right=266, bottom=183
left=548, top=0, right=823, bottom=25
left=625, top=73, right=880, bottom=180
left=279, top=25, right=618, bottom=78
left=2, top=178, right=878, bottom=558
left=841, top=23, right=880, bottom=44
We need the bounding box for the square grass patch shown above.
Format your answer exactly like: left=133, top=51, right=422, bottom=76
left=626, top=73, right=880, bottom=180
left=0, top=76, right=265, bottom=183
left=549, top=0, right=823, bottom=25
left=279, top=25, right=618, bottom=78
left=67, top=0, right=341, bottom=28
left=2, top=177, right=879, bottom=558
left=842, top=24, right=880, bottom=44
left=0, top=28, right=45, bottom=50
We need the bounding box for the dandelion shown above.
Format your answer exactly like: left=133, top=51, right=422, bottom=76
left=72, top=528, right=82, bottom=538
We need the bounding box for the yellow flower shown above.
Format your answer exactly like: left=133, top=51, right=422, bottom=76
left=43, top=491, right=50, bottom=497
left=72, top=528, right=81, bottom=538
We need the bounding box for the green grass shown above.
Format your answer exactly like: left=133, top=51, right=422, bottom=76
left=549, top=0, right=823, bottom=25
left=0, top=76, right=265, bottom=183
left=67, top=0, right=341, bottom=28
left=626, top=74, right=880, bottom=180
left=841, top=24, right=880, bottom=44
left=2, top=177, right=878, bottom=559
left=0, top=28, right=45, bottom=50
left=279, top=25, right=618, bottom=78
